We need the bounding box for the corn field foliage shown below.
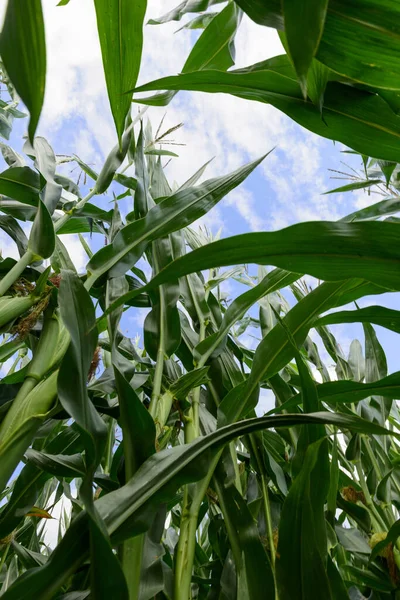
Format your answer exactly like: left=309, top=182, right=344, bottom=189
left=1, top=1, right=400, bottom=599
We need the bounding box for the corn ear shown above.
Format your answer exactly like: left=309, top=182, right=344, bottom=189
left=0, top=370, right=58, bottom=493
left=27, top=313, right=60, bottom=380
left=0, top=295, right=37, bottom=329
left=0, top=369, right=59, bottom=444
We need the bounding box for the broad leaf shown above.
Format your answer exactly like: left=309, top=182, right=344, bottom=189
left=102, top=221, right=397, bottom=318
left=134, top=55, right=400, bottom=162
left=283, top=0, right=329, bottom=91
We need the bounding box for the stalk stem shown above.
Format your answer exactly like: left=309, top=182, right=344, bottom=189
left=0, top=543, right=10, bottom=573
left=54, top=188, right=97, bottom=233
left=174, top=455, right=221, bottom=600
left=355, top=461, right=387, bottom=531
left=363, top=437, right=395, bottom=526
left=261, top=474, right=276, bottom=567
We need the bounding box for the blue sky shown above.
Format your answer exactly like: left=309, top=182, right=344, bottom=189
left=1, top=0, right=399, bottom=399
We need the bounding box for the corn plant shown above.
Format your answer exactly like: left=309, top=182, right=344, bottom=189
left=1, top=1, right=400, bottom=599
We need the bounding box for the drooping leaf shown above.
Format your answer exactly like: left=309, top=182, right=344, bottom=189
left=317, top=306, right=400, bottom=335
left=25, top=448, right=86, bottom=479
left=0, top=0, right=46, bottom=141
left=0, top=167, right=40, bottom=206
left=148, top=0, right=225, bottom=25
left=0, top=215, right=28, bottom=257
left=33, top=137, right=63, bottom=215
left=184, top=2, right=241, bottom=72
left=28, top=200, right=55, bottom=259
left=93, top=0, right=147, bottom=143
left=275, top=371, right=400, bottom=413
left=235, top=0, right=400, bottom=92
left=134, top=55, right=400, bottom=162
left=110, top=222, right=400, bottom=316
left=282, top=0, right=329, bottom=92
left=378, top=160, right=396, bottom=186
left=0, top=143, right=26, bottom=168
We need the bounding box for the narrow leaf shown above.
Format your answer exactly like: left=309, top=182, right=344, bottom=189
left=0, top=0, right=46, bottom=141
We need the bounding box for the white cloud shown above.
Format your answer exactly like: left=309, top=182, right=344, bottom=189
left=0, top=232, right=19, bottom=261
left=226, top=187, right=267, bottom=231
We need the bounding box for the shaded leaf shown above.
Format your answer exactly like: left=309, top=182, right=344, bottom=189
left=0, top=0, right=46, bottom=141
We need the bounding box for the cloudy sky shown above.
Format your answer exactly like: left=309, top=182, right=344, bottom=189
left=1, top=0, right=398, bottom=377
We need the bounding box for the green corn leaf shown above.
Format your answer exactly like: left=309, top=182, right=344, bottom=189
left=0, top=0, right=46, bottom=141
left=213, top=467, right=275, bottom=599
left=276, top=438, right=332, bottom=600
left=87, top=154, right=267, bottom=282
left=317, top=306, right=400, bottom=335
left=323, top=179, right=382, bottom=195
left=341, top=196, right=400, bottom=222
left=282, top=0, right=329, bottom=93
left=219, top=279, right=379, bottom=425
left=364, top=321, right=388, bottom=425
left=0, top=426, right=83, bottom=538
left=58, top=270, right=106, bottom=467
left=143, top=1, right=242, bottom=107
left=275, top=371, right=400, bottom=413
left=378, top=160, right=397, bottom=186
left=94, top=127, right=134, bottom=194
left=134, top=55, right=400, bottom=162
left=235, top=0, right=400, bottom=92
left=0, top=371, right=58, bottom=494
left=3, top=411, right=393, bottom=599
left=184, top=2, right=241, bottom=72
left=25, top=449, right=86, bottom=479
left=144, top=235, right=181, bottom=360
left=194, top=269, right=298, bottom=365
left=168, top=367, right=210, bottom=400
left=115, top=222, right=400, bottom=311
left=33, top=137, right=63, bottom=215
left=148, top=0, right=225, bottom=25
left=93, top=0, right=147, bottom=144
left=376, top=469, right=393, bottom=504
left=28, top=200, right=55, bottom=259
left=114, top=367, right=156, bottom=476
left=0, top=167, right=40, bottom=206
left=234, top=0, right=282, bottom=28
left=348, top=339, right=365, bottom=382
left=58, top=270, right=126, bottom=600
left=0, top=215, right=28, bottom=257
